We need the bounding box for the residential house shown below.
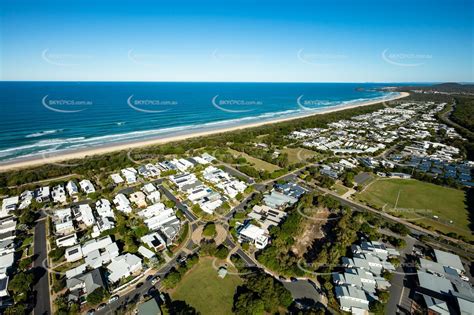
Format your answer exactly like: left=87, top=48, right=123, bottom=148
left=66, top=181, right=79, bottom=196
left=79, top=180, right=96, bottom=194
left=34, top=186, right=50, bottom=202
left=237, top=223, right=269, bottom=249
left=107, top=253, right=143, bottom=283
left=113, top=194, right=132, bottom=213
left=51, top=185, right=67, bottom=203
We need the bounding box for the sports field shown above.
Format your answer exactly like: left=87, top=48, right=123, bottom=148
left=356, top=178, right=471, bottom=240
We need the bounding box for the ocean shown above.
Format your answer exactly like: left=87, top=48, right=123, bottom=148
left=0, top=82, right=403, bottom=163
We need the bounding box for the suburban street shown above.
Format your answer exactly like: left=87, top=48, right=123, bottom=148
left=33, top=215, right=51, bottom=315
left=385, top=234, right=418, bottom=315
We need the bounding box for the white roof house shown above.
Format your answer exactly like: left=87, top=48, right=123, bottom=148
left=137, top=203, right=166, bottom=219
left=113, top=194, right=132, bottom=213
left=0, top=252, right=14, bottom=278
left=79, top=180, right=95, bottom=194
left=65, top=245, right=83, bottom=262
left=35, top=186, right=50, bottom=202
left=54, top=208, right=74, bottom=235
left=142, top=183, right=157, bottom=195
left=143, top=208, right=179, bottom=231
left=66, top=181, right=79, bottom=196
left=0, top=197, right=18, bottom=218
left=18, top=191, right=33, bottom=210
left=81, top=236, right=114, bottom=257
left=138, top=246, right=156, bottom=259
left=238, top=224, right=269, bottom=249
left=96, top=199, right=114, bottom=218
left=51, top=185, right=67, bottom=203
left=141, top=232, right=166, bottom=251
left=78, top=204, right=95, bottom=227
left=146, top=191, right=161, bottom=204
left=65, top=263, right=87, bottom=279
left=110, top=173, right=124, bottom=184
left=121, top=168, right=137, bottom=184
left=0, top=217, right=16, bottom=234
left=107, top=254, right=142, bottom=283
left=56, top=233, right=78, bottom=248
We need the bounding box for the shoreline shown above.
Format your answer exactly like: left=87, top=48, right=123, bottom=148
left=0, top=92, right=409, bottom=172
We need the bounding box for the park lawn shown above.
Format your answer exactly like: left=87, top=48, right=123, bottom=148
left=171, top=258, right=242, bottom=315
left=281, top=147, right=320, bottom=164
left=228, top=148, right=280, bottom=172
left=332, top=183, right=349, bottom=196
left=356, top=178, right=471, bottom=240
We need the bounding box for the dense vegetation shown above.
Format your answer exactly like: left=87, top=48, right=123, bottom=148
left=451, top=96, right=474, bottom=132
left=232, top=271, right=292, bottom=315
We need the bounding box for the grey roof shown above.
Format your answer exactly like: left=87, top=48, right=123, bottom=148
left=422, top=294, right=450, bottom=315
left=420, top=258, right=446, bottom=275
left=417, top=271, right=453, bottom=295
left=137, top=298, right=161, bottom=315
left=434, top=249, right=465, bottom=272
left=66, top=268, right=105, bottom=295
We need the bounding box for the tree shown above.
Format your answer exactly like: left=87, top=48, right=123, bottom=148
left=86, top=287, right=108, bottom=305
left=233, top=272, right=292, bottom=314
left=215, top=245, right=230, bottom=259
left=202, top=222, right=217, bottom=238
left=389, top=223, right=410, bottom=236
left=369, top=300, right=385, bottom=314
left=8, top=272, right=34, bottom=303
left=234, top=292, right=265, bottom=315
left=4, top=304, right=27, bottom=315
left=162, top=269, right=182, bottom=289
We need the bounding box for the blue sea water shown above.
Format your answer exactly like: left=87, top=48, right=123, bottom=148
left=0, top=82, right=404, bottom=163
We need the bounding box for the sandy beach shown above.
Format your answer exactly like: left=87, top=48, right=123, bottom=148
left=0, top=92, right=409, bottom=172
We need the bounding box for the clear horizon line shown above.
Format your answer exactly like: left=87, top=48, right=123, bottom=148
left=1, top=79, right=470, bottom=84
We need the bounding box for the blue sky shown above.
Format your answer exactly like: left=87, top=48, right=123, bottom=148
left=1, top=0, right=472, bottom=82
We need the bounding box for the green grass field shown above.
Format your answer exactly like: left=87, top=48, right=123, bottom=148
left=332, top=183, right=350, bottom=196
left=281, top=147, right=321, bottom=164
left=228, top=148, right=280, bottom=172
left=356, top=178, right=471, bottom=240
left=171, top=258, right=242, bottom=314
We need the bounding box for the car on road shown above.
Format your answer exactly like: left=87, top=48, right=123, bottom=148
left=146, top=275, right=154, bottom=281
left=136, top=282, right=144, bottom=289
left=178, top=254, right=187, bottom=264
left=151, top=276, right=161, bottom=285
left=86, top=309, right=95, bottom=315
left=108, top=295, right=119, bottom=304
left=97, top=303, right=107, bottom=311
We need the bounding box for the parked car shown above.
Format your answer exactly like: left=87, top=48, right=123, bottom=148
left=97, top=304, right=107, bottom=311
left=86, top=310, right=95, bottom=315
left=108, top=295, right=119, bottom=304
left=151, top=276, right=161, bottom=285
